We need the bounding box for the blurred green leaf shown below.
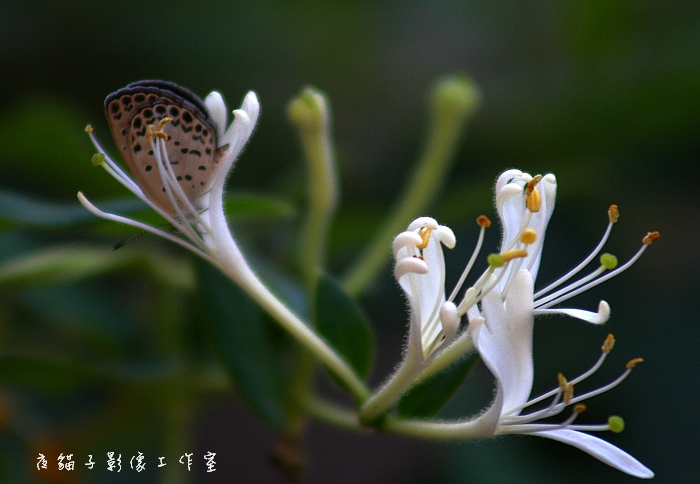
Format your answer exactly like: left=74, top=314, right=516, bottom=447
left=0, top=190, right=145, bottom=228
left=194, top=258, right=287, bottom=428
left=16, top=282, right=141, bottom=353
left=0, top=245, right=193, bottom=290
left=397, top=351, right=479, bottom=419
left=0, top=356, right=96, bottom=395
left=315, top=274, right=374, bottom=380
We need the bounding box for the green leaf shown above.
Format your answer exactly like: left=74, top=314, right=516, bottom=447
left=0, top=356, right=96, bottom=395
left=194, top=258, right=287, bottom=428
left=397, top=351, right=479, bottom=419
left=0, top=190, right=145, bottom=229
left=315, top=273, right=374, bottom=380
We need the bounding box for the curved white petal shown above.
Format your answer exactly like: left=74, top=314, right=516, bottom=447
left=392, top=231, right=423, bottom=258
left=433, top=225, right=456, bottom=248
left=475, top=269, right=535, bottom=414
left=204, top=91, right=228, bottom=140
left=407, top=216, right=438, bottom=232
left=533, top=429, right=654, bottom=479
left=394, top=257, right=428, bottom=280
left=534, top=300, right=610, bottom=325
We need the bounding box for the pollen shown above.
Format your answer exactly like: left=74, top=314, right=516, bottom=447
left=602, top=334, right=615, bottom=353
left=626, top=357, right=644, bottom=370
left=85, top=124, right=94, bottom=134
left=520, top=228, right=537, bottom=245
left=557, top=372, right=568, bottom=390
left=146, top=117, right=173, bottom=143
left=500, top=249, right=528, bottom=262
left=608, top=415, right=625, bottom=433
left=526, top=187, right=541, bottom=213
left=477, top=215, right=491, bottom=228
left=600, top=253, right=618, bottom=270
left=416, top=227, right=432, bottom=250
left=643, top=231, right=660, bottom=245
left=608, top=205, right=619, bottom=223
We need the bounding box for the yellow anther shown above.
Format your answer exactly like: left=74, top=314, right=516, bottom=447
left=564, top=383, right=575, bottom=405
left=416, top=227, right=432, bottom=250
left=477, top=215, right=491, bottom=228
left=155, top=116, right=173, bottom=131
left=557, top=372, right=568, bottom=390
left=626, top=357, right=644, bottom=370
left=602, top=334, right=615, bottom=353
left=146, top=117, right=173, bottom=143
left=85, top=124, right=94, bottom=134
left=574, top=404, right=587, bottom=414
left=608, top=205, right=619, bottom=223
left=643, top=231, right=660, bottom=245
left=500, top=249, right=528, bottom=262
left=526, top=187, right=541, bottom=213
left=520, top=228, right=537, bottom=245
left=525, top=174, right=543, bottom=196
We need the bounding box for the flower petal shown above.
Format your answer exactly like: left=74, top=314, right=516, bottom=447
left=475, top=269, right=534, bottom=414
left=532, top=428, right=654, bottom=479
left=534, top=300, right=610, bottom=325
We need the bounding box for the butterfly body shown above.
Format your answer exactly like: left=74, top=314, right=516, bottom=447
left=104, top=80, right=223, bottom=213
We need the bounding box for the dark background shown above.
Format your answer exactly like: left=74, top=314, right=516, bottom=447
left=0, top=1, right=697, bottom=482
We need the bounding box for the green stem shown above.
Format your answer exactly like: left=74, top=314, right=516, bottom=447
left=415, top=332, right=475, bottom=384
left=303, top=395, right=363, bottom=431
left=341, top=76, right=480, bottom=297
left=287, top=87, right=340, bottom=434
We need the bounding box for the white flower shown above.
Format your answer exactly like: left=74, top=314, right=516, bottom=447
left=464, top=170, right=656, bottom=478
left=393, top=217, right=458, bottom=360
left=78, top=88, right=259, bottom=265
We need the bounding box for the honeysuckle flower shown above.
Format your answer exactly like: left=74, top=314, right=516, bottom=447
left=393, top=217, right=459, bottom=360
left=386, top=170, right=657, bottom=478
left=462, top=170, right=656, bottom=478
left=79, top=84, right=371, bottom=401
left=79, top=88, right=259, bottom=265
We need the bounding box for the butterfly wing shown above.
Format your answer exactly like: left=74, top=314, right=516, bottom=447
left=104, top=81, right=221, bottom=213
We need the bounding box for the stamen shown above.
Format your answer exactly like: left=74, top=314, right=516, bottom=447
left=91, top=153, right=106, bottom=166
left=417, top=227, right=432, bottom=250
left=146, top=117, right=173, bottom=143
left=447, top=216, right=489, bottom=303
left=626, top=357, right=644, bottom=370
left=533, top=207, right=616, bottom=299
left=602, top=334, right=615, bottom=353
left=85, top=124, right=94, bottom=134
left=525, top=175, right=543, bottom=213
left=477, top=215, right=491, bottom=228
left=520, top=228, right=537, bottom=245
left=643, top=231, right=660, bottom=244
left=608, top=415, right=625, bottom=433
left=536, top=237, right=657, bottom=309
left=500, top=249, right=528, bottom=263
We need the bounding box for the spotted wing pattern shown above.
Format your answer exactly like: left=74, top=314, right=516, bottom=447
left=104, top=80, right=222, bottom=213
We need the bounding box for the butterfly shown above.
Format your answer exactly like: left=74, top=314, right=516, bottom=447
left=104, top=80, right=227, bottom=213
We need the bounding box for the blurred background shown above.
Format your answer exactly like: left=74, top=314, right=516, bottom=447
left=0, top=1, right=697, bottom=482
